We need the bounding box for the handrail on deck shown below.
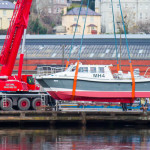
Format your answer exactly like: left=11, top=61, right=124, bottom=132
left=37, top=66, right=66, bottom=76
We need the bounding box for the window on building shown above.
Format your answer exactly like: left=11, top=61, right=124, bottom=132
left=125, top=4, right=128, bottom=8
left=8, top=18, right=11, bottom=24
left=48, top=8, right=51, bottom=13
left=133, top=14, right=135, bottom=20
left=90, top=16, right=94, bottom=22
left=140, top=13, right=142, bottom=19
left=56, top=8, right=59, bottom=13
left=145, top=13, right=148, bottom=20
left=82, top=16, right=86, bottom=22
left=61, top=0, right=64, bottom=3
left=74, top=17, right=77, bottom=22
left=3, top=10, right=6, bottom=16
left=117, top=4, right=120, bottom=8
left=91, top=26, right=95, bottom=30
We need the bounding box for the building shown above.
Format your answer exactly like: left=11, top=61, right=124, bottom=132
left=62, top=7, right=101, bottom=35
left=0, top=34, right=149, bottom=75
left=95, top=0, right=150, bottom=33
left=0, top=1, right=15, bottom=30
left=36, top=0, right=68, bottom=14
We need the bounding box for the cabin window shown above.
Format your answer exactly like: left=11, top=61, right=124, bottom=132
left=27, top=76, right=35, bottom=85
left=90, top=67, right=96, bottom=73
left=98, top=67, right=104, bottom=73
left=71, top=67, right=76, bottom=72
left=79, top=67, right=88, bottom=73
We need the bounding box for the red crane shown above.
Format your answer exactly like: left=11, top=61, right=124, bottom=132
left=0, top=0, right=33, bottom=91
left=0, top=0, right=52, bottom=111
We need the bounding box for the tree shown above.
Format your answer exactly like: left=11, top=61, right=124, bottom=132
left=83, top=0, right=95, bottom=10
left=68, top=0, right=95, bottom=11
left=0, top=30, right=7, bottom=35
left=137, top=21, right=150, bottom=34
left=116, top=8, right=137, bottom=34
left=6, top=0, right=17, bottom=3
left=27, top=18, right=47, bottom=34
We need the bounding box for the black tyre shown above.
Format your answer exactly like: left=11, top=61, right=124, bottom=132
left=1, top=98, right=13, bottom=111
left=32, top=98, right=42, bottom=110
left=18, top=98, right=30, bottom=111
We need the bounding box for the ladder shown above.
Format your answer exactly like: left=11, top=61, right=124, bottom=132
left=2, top=94, right=7, bottom=108
left=41, top=94, right=45, bottom=106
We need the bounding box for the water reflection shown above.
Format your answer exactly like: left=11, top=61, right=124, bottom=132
left=0, top=127, right=149, bottom=150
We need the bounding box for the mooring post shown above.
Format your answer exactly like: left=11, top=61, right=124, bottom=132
left=50, top=112, right=57, bottom=126
left=81, top=112, right=86, bottom=126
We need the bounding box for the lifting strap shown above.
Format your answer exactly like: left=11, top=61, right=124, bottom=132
left=111, top=0, right=119, bottom=72
left=71, top=60, right=79, bottom=100
left=65, top=0, right=84, bottom=70
left=119, top=0, right=135, bottom=102
left=130, top=62, right=135, bottom=102
left=72, top=0, right=90, bottom=100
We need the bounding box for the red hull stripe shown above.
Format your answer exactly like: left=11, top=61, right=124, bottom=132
left=47, top=91, right=150, bottom=103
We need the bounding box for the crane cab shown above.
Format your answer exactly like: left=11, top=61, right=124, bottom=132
left=21, top=75, right=36, bottom=91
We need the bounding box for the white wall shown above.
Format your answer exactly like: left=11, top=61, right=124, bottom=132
left=95, top=0, right=150, bottom=33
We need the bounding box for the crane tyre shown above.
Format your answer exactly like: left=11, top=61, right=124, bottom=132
left=32, top=98, right=42, bottom=110
left=0, top=98, right=13, bottom=111
left=18, top=98, right=30, bottom=111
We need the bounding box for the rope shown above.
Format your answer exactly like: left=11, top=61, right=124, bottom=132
left=119, top=0, right=135, bottom=103
left=111, top=0, right=119, bottom=72
left=65, top=0, right=84, bottom=70
left=72, top=0, right=90, bottom=100
left=119, top=0, right=131, bottom=62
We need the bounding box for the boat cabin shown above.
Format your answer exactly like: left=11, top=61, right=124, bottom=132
left=64, top=63, right=114, bottom=80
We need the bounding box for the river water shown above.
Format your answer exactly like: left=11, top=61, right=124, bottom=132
left=0, top=126, right=149, bottom=150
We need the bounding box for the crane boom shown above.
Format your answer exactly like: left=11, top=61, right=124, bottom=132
left=0, top=0, right=32, bottom=76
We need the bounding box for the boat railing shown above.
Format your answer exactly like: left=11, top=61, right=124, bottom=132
left=37, top=66, right=66, bottom=76
left=144, top=67, right=150, bottom=78
left=144, top=75, right=150, bottom=78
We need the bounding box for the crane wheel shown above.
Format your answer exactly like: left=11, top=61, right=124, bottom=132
left=18, top=98, right=30, bottom=111
left=0, top=98, right=13, bottom=111
left=32, top=98, right=42, bottom=110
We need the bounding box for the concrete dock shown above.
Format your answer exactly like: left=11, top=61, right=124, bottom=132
left=0, top=110, right=149, bottom=125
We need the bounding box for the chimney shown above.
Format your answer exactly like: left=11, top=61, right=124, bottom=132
left=63, top=7, right=67, bottom=15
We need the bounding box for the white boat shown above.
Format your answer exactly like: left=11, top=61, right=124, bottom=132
left=36, top=63, right=150, bottom=103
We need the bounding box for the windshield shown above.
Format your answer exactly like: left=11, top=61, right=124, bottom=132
left=27, top=76, right=35, bottom=85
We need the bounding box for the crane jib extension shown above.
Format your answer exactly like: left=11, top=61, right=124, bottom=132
left=0, top=0, right=33, bottom=77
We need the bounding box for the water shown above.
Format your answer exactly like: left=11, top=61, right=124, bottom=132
left=0, top=126, right=150, bottom=150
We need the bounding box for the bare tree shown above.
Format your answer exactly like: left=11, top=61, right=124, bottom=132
left=116, top=8, right=138, bottom=34
left=137, top=21, right=150, bottom=34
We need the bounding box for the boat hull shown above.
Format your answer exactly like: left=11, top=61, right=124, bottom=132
left=37, top=77, right=150, bottom=103
left=47, top=91, right=150, bottom=103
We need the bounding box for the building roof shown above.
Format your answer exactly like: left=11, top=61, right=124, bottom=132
left=66, top=7, right=101, bottom=16
left=0, top=1, right=15, bottom=9
left=87, top=24, right=97, bottom=27
left=70, top=24, right=81, bottom=27
left=0, top=34, right=150, bottom=60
